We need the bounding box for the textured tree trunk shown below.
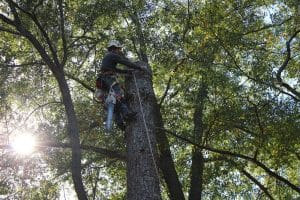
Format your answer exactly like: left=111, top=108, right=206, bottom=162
left=129, top=11, right=184, bottom=199
left=125, top=65, right=161, bottom=200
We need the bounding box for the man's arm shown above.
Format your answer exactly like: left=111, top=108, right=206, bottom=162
left=115, top=54, right=141, bottom=70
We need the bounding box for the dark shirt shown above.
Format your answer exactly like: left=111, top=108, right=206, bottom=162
left=101, top=52, right=140, bottom=73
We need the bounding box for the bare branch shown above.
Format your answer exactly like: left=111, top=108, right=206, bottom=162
left=0, top=25, right=20, bottom=35
left=0, top=12, right=16, bottom=26
left=228, top=159, right=275, bottom=200
left=243, top=17, right=292, bottom=36
left=65, top=72, right=95, bottom=93
left=275, top=30, right=300, bottom=99
left=159, top=58, right=186, bottom=107
left=58, top=0, right=68, bottom=66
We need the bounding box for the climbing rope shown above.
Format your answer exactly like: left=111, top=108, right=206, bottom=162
left=132, top=72, right=160, bottom=179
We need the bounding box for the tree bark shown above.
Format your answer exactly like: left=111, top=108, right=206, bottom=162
left=189, top=84, right=207, bottom=200
left=155, top=112, right=185, bottom=200
left=125, top=65, right=161, bottom=200
left=53, top=70, right=88, bottom=200
left=129, top=10, right=184, bottom=199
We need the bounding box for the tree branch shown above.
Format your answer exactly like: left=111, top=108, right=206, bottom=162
left=3, top=1, right=55, bottom=69
left=0, top=12, right=16, bottom=26
left=227, top=159, right=275, bottom=200
left=158, top=127, right=300, bottom=193
left=0, top=25, right=20, bottom=35
left=243, top=17, right=292, bottom=36
left=65, top=72, right=95, bottom=93
left=7, top=0, right=61, bottom=67
left=159, top=58, right=186, bottom=107
left=215, top=31, right=299, bottom=101
left=58, top=0, right=68, bottom=66
left=275, top=29, right=300, bottom=99
left=239, top=168, right=274, bottom=200
left=3, top=61, right=44, bottom=68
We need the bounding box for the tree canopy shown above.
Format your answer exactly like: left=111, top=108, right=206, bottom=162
left=0, top=0, right=299, bottom=199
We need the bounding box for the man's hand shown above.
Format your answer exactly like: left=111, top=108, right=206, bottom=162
left=126, top=69, right=136, bottom=74
left=139, top=65, right=148, bottom=71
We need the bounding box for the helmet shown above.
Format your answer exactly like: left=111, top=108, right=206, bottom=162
left=107, top=40, right=122, bottom=48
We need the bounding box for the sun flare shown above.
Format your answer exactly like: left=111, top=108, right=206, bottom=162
left=11, top=134, right=36, bottom=155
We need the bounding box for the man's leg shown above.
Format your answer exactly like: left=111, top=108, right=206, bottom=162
left=114, top=103, right=125, bottom=131
left=111, top=82, right=136, bottom=121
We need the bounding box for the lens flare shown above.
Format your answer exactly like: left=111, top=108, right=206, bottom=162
left=11, top=134, right=36, bottom=155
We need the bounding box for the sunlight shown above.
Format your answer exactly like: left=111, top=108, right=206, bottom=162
left=11, top=133, right=36, bottom=155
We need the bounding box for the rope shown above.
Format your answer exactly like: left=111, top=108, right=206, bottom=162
left=132, top=72, right=160, bottom=179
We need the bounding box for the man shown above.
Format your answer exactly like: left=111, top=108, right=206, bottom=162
left=99, top=40, right=144, bottom=130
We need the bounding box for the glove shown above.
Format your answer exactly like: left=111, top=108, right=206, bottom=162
left=139, top=65, right=148, bottom=71
left=126, top=69, right=136, bottom=74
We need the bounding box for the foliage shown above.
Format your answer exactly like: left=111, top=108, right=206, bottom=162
left=0, top=0, right=299, bottom=199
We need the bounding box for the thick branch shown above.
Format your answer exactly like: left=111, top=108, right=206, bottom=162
left=275, top=29, right=300, bottom=99
left=7, top=0, right=60, bottom=67
left=159, top=128, right=300, bottom=194
left=4, top=1, right=55, bottom=68
left=0, top=12, right=16, bottom=26
left=216, top=32, right=299, bottom=101
left=240, top=168, right=274, bottom=200
left=65, top=72, right=95, bottom=93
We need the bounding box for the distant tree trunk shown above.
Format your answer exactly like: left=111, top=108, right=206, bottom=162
left=154, top=110, right=185, bottom=200
left=53, top=69, right=88, bottom=200
left=0, top=2, right=88, bottom=198
left=188, top=83, right=207, bottom=200
left=125, top=64, right=161, bottom=200
left=189, top=149, right=204, bottom=200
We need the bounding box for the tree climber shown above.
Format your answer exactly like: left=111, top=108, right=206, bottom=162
left=95, top=40, right=144, bottom=131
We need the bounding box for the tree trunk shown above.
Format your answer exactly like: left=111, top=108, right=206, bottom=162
left=129, top=11, right=184, bottom=199
left=0, top=3, right=88, bottom=198
left=189, top=84, right=207, bottom=200
left=125, top=66, right=161, bottom=200
left=189, top=149, right=204, bottom=200
left=53, top=70, right=88, bottom=200
left=154, top=111, right=185, bottom=200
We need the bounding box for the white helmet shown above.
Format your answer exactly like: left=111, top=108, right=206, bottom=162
left=107, top=40, right=122, bottom=48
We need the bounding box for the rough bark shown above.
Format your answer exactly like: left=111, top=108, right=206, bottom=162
left=125, top=63, right=161, bottom=200
left=129, top=10, right=184, bottom=199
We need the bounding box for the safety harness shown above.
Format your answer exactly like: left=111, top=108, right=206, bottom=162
left=95, top=75, right=119, bottom=131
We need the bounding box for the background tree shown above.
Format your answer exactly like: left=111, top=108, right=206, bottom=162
left=0, top=0, right=299, bottom=199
